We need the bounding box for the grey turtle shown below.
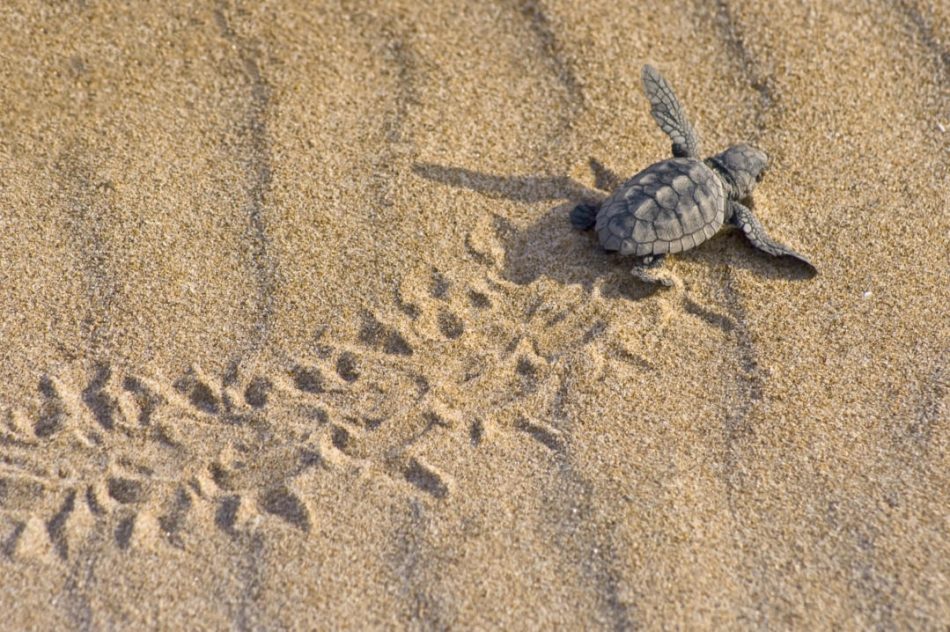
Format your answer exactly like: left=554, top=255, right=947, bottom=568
left=571, top=65, right=816, bottom=286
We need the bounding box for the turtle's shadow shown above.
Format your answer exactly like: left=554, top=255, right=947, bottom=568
left=491, top=204, right=661, bottom=302
left=413, top=160, right=658, bottom=302
left=412, top=160, right=814, bottom=298
left=411, top=161, right=604, bottom=205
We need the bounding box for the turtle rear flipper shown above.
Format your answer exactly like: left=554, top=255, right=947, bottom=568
left=730, top=201, right=817, bottom=273
left=631, top=255, right=679, bottom=287
left=570, top=203, right=600, bottom=230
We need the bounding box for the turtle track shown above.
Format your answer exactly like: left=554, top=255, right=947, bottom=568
left=458, top=223, right=645, bottom=628
left=1, top=361, right=327, bottom=559
left=0, top=258, right=602, bottom=558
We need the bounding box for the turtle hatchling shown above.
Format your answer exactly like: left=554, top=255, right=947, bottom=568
left=571, top=64, right=816, bottom=286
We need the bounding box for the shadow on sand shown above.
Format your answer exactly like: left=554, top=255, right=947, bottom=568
left=412, top=160, right=815, bottom=301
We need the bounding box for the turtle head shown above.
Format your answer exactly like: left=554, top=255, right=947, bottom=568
left=711, top=143, right=768, bottom=199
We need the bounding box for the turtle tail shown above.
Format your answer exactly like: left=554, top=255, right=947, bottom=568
left=570, top=203, right=599, bottom=230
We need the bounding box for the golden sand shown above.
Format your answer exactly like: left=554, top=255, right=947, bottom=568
left=0, top=0, right=947, bottom=628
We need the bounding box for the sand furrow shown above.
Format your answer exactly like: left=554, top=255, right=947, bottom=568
left=213, top=5, right=277, bottom=358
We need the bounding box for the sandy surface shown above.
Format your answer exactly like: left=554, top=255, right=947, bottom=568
left=0, top=0, right=948, bottom=629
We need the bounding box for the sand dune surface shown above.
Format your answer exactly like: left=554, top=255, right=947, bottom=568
left=0, top=0, right=947, bottom=629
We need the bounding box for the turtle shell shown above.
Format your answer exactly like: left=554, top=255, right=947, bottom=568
left=595, top=158, right=725, bottom=257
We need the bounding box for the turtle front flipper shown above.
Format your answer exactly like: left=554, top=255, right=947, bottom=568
left=641, top=65, right=702, bottom=159
left=730, top=201, right=817, bottom=273
left=570, top=203, right=600, bottom=230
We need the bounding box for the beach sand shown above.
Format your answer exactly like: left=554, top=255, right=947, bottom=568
left=0, top=0, right=947, bottom=628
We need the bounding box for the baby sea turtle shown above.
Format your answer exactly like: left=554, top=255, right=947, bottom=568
left=571, top=65, right=816, bottom=286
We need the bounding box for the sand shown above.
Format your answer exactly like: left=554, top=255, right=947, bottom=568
left=0, top=0, right=947, bottom=629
